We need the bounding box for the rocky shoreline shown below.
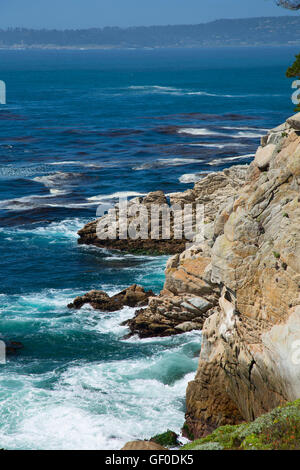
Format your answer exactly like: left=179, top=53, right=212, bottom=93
left=74, top=113, right=300, bottom=449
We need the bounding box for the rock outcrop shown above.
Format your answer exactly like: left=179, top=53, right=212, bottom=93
left=4, top=341, right=24, bottom=355
left=185, top=114, right=300, bottom=438
left=68, top=284, right=154, bottom=311
left=78, top=191, right=186, bottom=255
left=121, top=441, right=167, bottom=450
left=123, top=166, right=248, bottom=337
left=77, top=113, right=300, bottom=442
left=77, top=167, right=247, bottom=255
left=182, top=399, right=300, bottom=450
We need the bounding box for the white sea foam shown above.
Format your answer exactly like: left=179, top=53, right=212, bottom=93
left=133, top=158, right=198, bottom=170
left=179, top=173, right=205, bottom=184
left=188, top=142, right=247, bottom=149
left=0, top=286, right=201, bottom=450
left=129, top=85, right=178, bottom=92
left=1, top=218, right=88, bottom=239
left=0, top=195, right=94, bottom=211
left=87, top=191, right=146, bottom=202
left=49, top=161, right=103, bottom=168
left=207, top=153, right=254, bottom=166
left=0, top=171, right=87, bottom=210
left=178, top=127, right=264, bottom=139
left=221, top=126, right=269, bottom=131
left=0, top=194, right=63, bottom=211
left=48, top=161, right=78, bottom=165
left=233, top=130, right=265, bottom=138
left=0, top=364, right=196, bottom=449
left=33, top=172, right=79, bottom=188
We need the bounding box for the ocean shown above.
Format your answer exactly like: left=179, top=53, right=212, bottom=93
left=0, top=46, right=298, bottom=449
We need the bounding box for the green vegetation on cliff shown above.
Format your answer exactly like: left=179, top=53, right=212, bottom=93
left=287, top=53, right=300, bottom=111
left=286, top=53, right=300, bottom=78
left=150, top=430, right=179, bottom=448
left=182, top=400, right=300, bottom=450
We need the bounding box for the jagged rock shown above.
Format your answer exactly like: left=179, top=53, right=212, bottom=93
left=184, top=115, right=300, bottom=439
left=77, top=166, right=248, bottom=255
left=287, top=112, right=300, bottom=131
left=78, top=190, right=187, bottom=255
left=191, top=165, right=248, bottom=224
left=68, top=284, right=154, bottom=311
left=254, top=144, right=276, bottom=169
left=121, top=440, right=167, bottom=450
left=121, top=165, right=249, bottom=338
left=124, top=286, right=217, bottom=338
left=175, top=321, right=198, bottom=332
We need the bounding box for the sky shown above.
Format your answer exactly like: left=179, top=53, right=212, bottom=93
left=0, top=0, right=299, bottom=29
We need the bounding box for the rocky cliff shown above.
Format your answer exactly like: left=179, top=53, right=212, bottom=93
left=185, top=112, right=300, bottom=438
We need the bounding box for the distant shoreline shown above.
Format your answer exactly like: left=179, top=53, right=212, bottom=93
left=0, top=17, right=299, bottom=51
left=0, top=43, right=299, bottom=51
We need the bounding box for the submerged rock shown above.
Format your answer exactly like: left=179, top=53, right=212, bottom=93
left=77, top=190, right=186, bottom=255
left=121, top=167, right=248, bottom=338
left=5, top=341, right=24, bottom=355
left=67, top=284, right=154, bottom=311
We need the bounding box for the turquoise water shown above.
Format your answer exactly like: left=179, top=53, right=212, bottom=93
left=0, top=46, right=298, bottom=449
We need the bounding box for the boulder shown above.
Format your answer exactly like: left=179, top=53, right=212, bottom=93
left=121, top=441, right=167, bottom=450
left=175, top=321, right=198, bottom=332
left=68, top=284, right=154, bottom=311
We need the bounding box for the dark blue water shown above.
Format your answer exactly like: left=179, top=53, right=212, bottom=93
left=0, top=47, right=297, bottom=449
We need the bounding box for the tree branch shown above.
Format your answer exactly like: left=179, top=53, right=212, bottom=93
left=276, top=0, right=300, bottom=10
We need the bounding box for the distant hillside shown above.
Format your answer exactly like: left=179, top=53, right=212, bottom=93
left=0, top=17, right=300, bottom=49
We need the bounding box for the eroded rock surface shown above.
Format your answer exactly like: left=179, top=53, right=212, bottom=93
left=68, top=284, right=154, bottom=311
left=122, top=166, right=248, bottom=338
left=77, top=168, right=248, bottom=255
left=76, top=114, right=300, bottom=440
left=185, top=114, right=300, bottom=438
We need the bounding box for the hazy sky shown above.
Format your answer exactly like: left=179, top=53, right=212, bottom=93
left=0, top=0, right=299, bottom=29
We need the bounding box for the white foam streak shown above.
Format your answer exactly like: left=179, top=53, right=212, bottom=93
left=179, top=173, right=204, bottom=184
left=178, top=127, right=264, bottom=139
left=134, top=158, right=198, bottom=170
left=87, top=191, right=145, bottom=202
left=207, top=153, right=254, bottom=166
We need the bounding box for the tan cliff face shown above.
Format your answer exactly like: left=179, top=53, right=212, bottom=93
left=185, top=113, right=300, bottom=438
left=76, top=113, right=300, bottom=440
